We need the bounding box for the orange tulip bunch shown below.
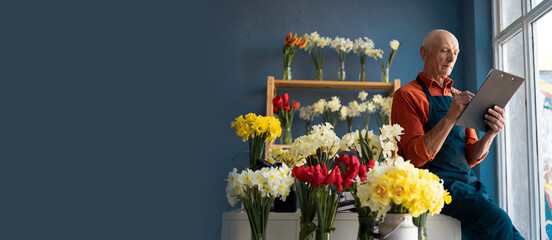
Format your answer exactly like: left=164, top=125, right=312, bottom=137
left=283, top=32, right=307, bottom=80
left=284, top=32, right=307, bottom=48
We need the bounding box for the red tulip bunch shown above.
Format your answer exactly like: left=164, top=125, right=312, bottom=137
left=273, top=93, right=300, bottom=144
left=335, top=154, right=376, bottom=189
left=292, top=163, right=344, bottom=192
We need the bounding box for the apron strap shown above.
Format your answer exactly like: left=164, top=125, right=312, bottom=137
left=415, top=76, right=432, bottom=99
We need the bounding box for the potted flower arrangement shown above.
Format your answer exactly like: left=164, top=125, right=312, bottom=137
left=312, top=96, right=341, bottom=127
left=302, top=31, right=331, bottom=80
left=339, top=123, right=405, bottom=239
left=282, top=32, right=307, bottom=80
left=230, top=113, right=281, bottom=168
left=371, top=39, right=402, bottom=83
left=288, top=123, right=341, bottom=240
left=225, top=164, right=294, bottom=240
left=353, top=37, right=379, bottom=82
left=355, top=157, right=452, bottom=240
left=266, top=146, right=307, bottom=212
left=273, top=93, right=300, bottom=145
left=330, top=36, right=353, bottom=81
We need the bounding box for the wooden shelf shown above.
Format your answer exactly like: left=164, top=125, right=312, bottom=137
left=273, top=79, right=398, bottom=91
left=266, top=76, right=400, bottom=117
left=265, top=76, right=401, bottom=153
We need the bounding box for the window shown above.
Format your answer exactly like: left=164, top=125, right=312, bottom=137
left=534, top=10, right=552, bottom=238
left=494, top=0, right=552, bottom=239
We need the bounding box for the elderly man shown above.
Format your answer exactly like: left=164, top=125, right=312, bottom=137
left=391, top=29, right=524, bottom=239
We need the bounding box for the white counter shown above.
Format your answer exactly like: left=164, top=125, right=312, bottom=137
left=221, top=210, right=461, bottom=240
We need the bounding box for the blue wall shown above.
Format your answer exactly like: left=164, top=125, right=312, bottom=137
left=2, top=0, right=493, bottom=239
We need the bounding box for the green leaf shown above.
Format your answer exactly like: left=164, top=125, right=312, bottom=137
left=298, top=222, right=318, bottom=240
left=231, top=150, right=249, bottom=161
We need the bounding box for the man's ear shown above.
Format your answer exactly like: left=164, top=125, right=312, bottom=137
left=420, top=46, right=427, bottom=61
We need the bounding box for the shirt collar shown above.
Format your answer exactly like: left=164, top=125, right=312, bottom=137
left=417, top=72, right=454, bottom=90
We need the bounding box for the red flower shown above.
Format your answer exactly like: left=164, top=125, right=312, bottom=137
left=358, top=165, right=367, bottom=182
left=282, top=93, right=290, bottom=103
left=292, top=100, right=300, bottom=110
left=283, top=103, right=291, bottom=111
left=367, top=159, right=376, bottom=170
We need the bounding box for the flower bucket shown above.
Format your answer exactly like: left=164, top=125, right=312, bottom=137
left=273, top=184, right=297, bottom=212
left=378, top=213, right=417, bottom=240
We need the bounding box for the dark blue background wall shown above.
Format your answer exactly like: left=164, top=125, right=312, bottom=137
left=2, top=0, right=492, bottom=239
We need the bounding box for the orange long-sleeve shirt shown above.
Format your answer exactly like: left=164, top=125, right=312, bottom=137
left=391, top=72, right=486, bottom=168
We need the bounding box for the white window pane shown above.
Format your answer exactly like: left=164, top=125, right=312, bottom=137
left=502, top=32, right=531, bottom=238
left=533, top=10, right=552, bottom=239
left=532, top=0, right=544, bottom=9
left=501, top=0, right=523, bottom=30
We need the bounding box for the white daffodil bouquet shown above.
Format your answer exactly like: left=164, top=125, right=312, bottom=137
left=225, top=164, right=294, bottom=240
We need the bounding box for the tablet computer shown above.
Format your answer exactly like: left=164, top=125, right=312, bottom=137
left=455, top=69, right=525, bottom=132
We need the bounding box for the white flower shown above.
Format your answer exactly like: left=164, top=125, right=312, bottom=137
left=327, top=96, right=341, bottom=112
left=358, top=91, right=368, bottom=101
left=331, top=37, right=353, bottom=54
left=339, top=106, right=349, bottom=120
left=312, top=99, right=327, bottom=115
left=390, top=40, right=400, bottom=51
left=353, top=37, right=376, bottom=56
left=348, top=101, right=362, bottom=117
left=372, top=94, right=384, bottom=106
left=299, top=105, right=318, bottom=122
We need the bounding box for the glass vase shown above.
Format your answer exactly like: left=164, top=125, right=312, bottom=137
left=316, top=67, right=323, bottom=81
left=315, top=231, right=331, bottom=240
left=381, top=67, right=389, bottom=83
left=357, top=215, right=378, bottom=240
left=283, top=62, right=292, bottom=80
left=242, top=189, right=272, bottom=240
left=280, top=126, right=292, bottom=145
left=359, top=63, right=366, bottom=82
left=338, top=61, right=345, bottom=81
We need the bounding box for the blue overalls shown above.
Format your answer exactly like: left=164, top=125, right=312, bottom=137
left=415, top=77, right=524, bottom=240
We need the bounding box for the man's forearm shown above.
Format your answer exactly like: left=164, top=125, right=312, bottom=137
left=424, top=116, right=456, bottom=158
left=470, top=132, right=497, bottom=160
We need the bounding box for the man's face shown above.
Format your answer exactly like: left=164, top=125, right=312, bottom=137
left=422, top=34, right=459, bottom=79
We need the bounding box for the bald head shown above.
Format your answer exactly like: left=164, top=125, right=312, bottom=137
left=422, top=29, right=459, bottom=52
left=420, top=29, right=460, bottom=82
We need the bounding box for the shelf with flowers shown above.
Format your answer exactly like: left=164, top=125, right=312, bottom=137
left=265, top=76, right=400, bottom=151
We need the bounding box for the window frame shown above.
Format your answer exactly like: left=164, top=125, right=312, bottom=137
left=493, top=0, right=552, bottom=239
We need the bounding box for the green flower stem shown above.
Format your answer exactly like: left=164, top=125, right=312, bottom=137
left=363, top=112, right=371, bottom=130
left=248, top=133, right=267, bottom=167
left=312, top=48, right=325, bottom=81
left=359, top=55, right=366, bottom=82
left=297, top=180, right=317, bottom=240
left=242, top=188, right=273, bottom=240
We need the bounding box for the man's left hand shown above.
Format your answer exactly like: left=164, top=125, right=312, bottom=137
left=484, top=105, right=506, bottom=135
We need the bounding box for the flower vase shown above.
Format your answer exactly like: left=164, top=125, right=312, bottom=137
left=280, top=126, right=292, bottom=145
left=413, top=212, right=428, bottom=240
left=283, top=62, right=292, bottom=80
left=316, top=67, right=323, bottom=81
left=378, top=214, right=417, bottom=240
left=357, top=215, right=378, bottom=240
left=315, top=231, right=331, bottom=240
left=273, top=184, right=297, bottom=212
left=381, top=67, right=389, bottom=83
left=359, top=62, right=366, bottom=82
left=338, top=61, right=345, bottom=81
left=242, top=189, right=273, bottom=240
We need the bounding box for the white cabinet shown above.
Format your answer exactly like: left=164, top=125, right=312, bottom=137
left=221, top=210, right=461, bottom=240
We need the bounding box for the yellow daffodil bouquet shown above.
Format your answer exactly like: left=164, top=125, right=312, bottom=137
left=225, top=164, right=294, bottom=240
left=230, top=113, right=282, bottom=168
left=356, top=157, right=452, bottom=218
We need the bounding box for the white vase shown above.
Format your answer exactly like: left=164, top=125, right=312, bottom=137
left=378, top=213, right=418, bottom=240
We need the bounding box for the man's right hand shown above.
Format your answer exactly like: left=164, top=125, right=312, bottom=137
left=446, top=91, right=474, bottom=121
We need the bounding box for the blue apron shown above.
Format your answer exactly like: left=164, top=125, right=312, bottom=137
left=416, top=77, right=524, bottom=240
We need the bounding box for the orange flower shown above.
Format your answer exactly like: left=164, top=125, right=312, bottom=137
left=284, top=32, right=292, bottom=44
